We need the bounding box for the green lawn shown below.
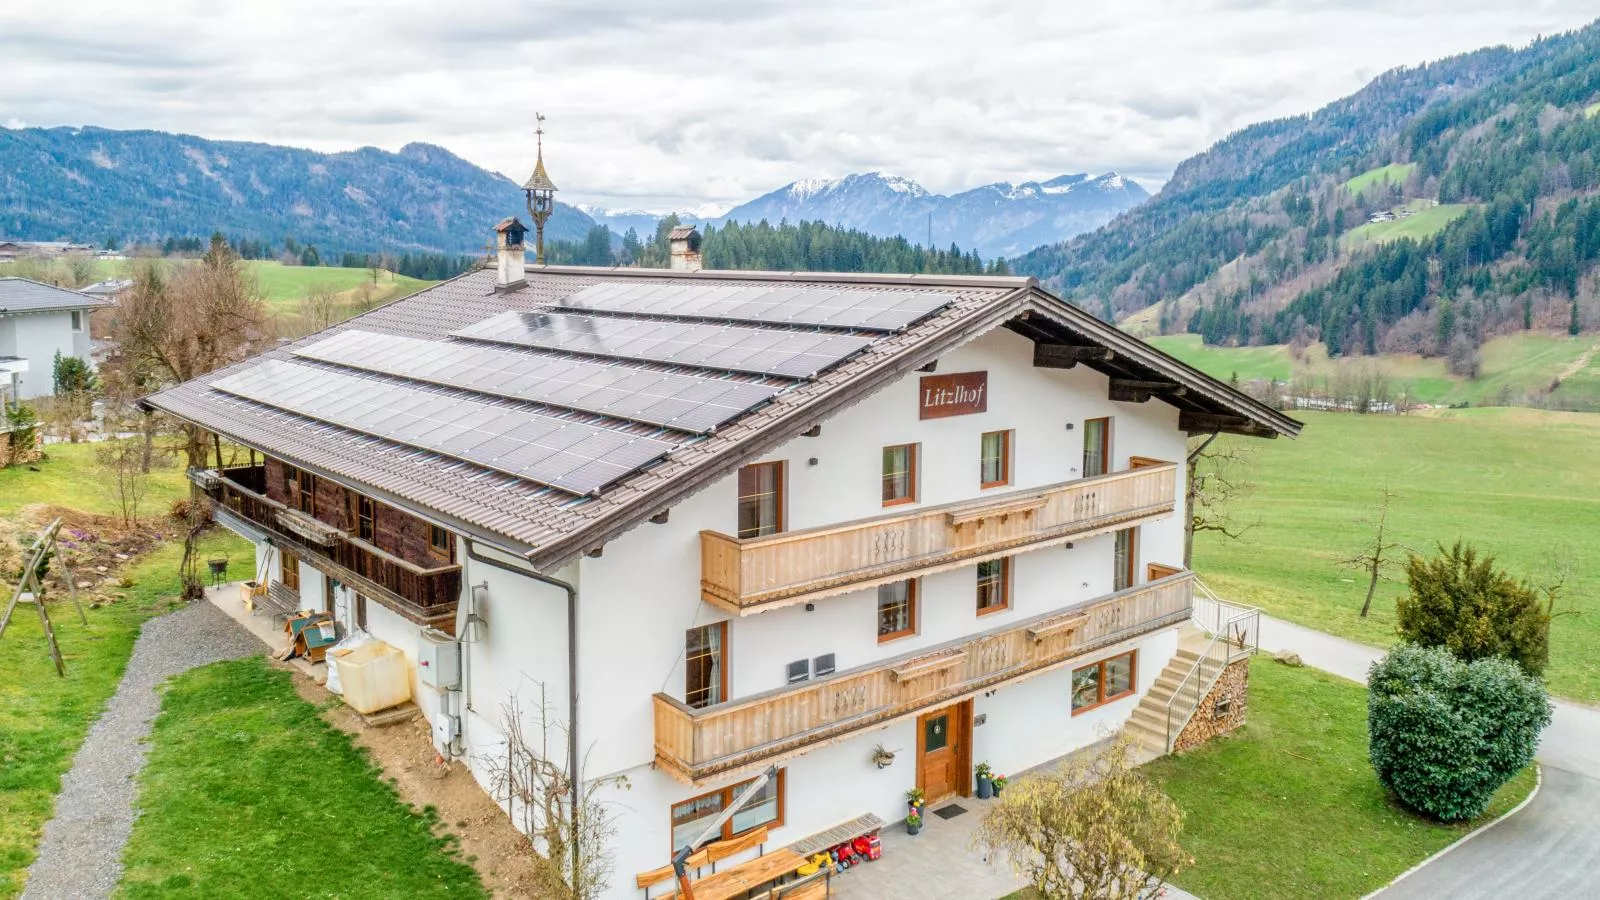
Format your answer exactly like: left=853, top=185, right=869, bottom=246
left=243, top=261, right=433, bottom=310
left=1142, top=331, right=1595, bottom=408
left=1342, top=202, right=1473, bottom=250
left=1196, top=408, right=1600, bottom=701
left=0, top=532, right=250, bottom=899
left=1343, top=163, right=1417, bottom=197
left=1550, top=343, right=1600, bottom=411
left=0, top=442, right=191, bottom=520
left=117, top=656, right=486, bottom=899
left=1144, top=661, right=1535, bottom=900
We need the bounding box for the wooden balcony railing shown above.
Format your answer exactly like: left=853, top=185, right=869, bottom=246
left=198, top=465, right=462, bottom=624
left=654, top=571, right=1194, bottom=784
left=701, top=462, right=1178, bottom=613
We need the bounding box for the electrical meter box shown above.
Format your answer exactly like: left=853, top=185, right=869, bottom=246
left=418, top=628, right=460, bottom=691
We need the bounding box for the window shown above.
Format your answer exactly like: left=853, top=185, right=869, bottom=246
left=355, top=495, right=376, bottom=542
left=429, top=525, right=451, bottom=558
left=279, top=550, right=300, bottom=592
left=736, top=461, right=785, bottom=538
left=881, top=443, right=918, bottom=506
left=1082, top=417, right=1111, bottom=478
left=69, top=310, right=83, bottom=332
left=1072, top=651, right=1138, bottom=713
left=685, top=622, right=727, bottom=709
left=877, top=580, right=917, bottom=642
left=980, top=430, right=1011, bottom=488
left=670, top=770, right=785, bottom=851
left=976, top=557, right=1011, bottom=615
left=1114, top=527, right=1138, bottom=592
left=285, top=465, right=315, bottom=515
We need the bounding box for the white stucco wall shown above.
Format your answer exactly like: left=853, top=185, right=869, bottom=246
left=0, top=309, right=93, bottom=399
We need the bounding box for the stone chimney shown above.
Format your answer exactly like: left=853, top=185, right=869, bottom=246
left=494, top=216, right=528, bottom=290
left=668, top=225, right=702, bottom=271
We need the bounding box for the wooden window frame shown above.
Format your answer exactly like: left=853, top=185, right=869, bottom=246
left=881, top=443, right=919, bottom=507
left=975, top=556, right=1011, bottom=616
left=736, top=461, right=787, bottom=539
left=1071, top=650, right=1139, bottom=715
left=355, top=592, right=368, bottom=630
left=876, top=579, right=919, bottom=643
left=1114, top=527, right=1138, bottom=592
left=979, top=429, right=1012, bottom=489
left=668, top=768, right=786, bottom=851
left=1083, top=417, right=1112, bottom=478
left=353, top=495, right=376, bottom=542
left=685, top=621, right=729, bottom=710
left=428, top=524, right=452, bottom=560
left=279, top=550, right=300, bottom=592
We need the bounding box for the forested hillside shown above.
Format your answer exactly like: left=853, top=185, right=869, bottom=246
left=1015, top=20, right=1600, bottom=369
left=0, top=126, right=594, bottom=254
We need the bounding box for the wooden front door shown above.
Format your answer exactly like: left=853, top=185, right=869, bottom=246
left=917, top=700, right=972, bottom=802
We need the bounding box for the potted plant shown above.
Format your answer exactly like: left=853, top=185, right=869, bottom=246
left=904, top=786, right=925, bottom=818
left=992, top=773, right=1008, bottom=796
left=975, top=761, right=995, bottom=799
left=905, top=811, right=922, bottom=836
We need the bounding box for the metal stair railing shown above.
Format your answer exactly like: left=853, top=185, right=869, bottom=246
left=1162, top=578, right=1260, bottom=753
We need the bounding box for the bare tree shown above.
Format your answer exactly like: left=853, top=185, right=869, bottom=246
left=479, top=683, right=629, bottom=900
left=1339, top=485, right=1403, bottom=618
left=97, top=439, right=150, bottom=527
left=1185, top=433, right=1255, bottom=568
left=973, top=736, right=1191, bottom=900
left=297, top=283, right=344, bottom=333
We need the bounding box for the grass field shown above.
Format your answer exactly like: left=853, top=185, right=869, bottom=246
left=0, top=442, right=191, bottom=520
left=1145, top=331, right=1595, bottom=407
left=1342, top=202, right=1473, bottom=250
left=1550, top=343, right=1600, bottom=410
left=1195, top=408, right=1600, bottom=701
left=1343, top=163, right=1417, bottom=197
left=117, top=656, right=486, bottom=898
left=0, top=532, right=249, bottom=899
left=241, top=260, right=433, bottom=309
left=1145, top=661, right=1535, bottom=900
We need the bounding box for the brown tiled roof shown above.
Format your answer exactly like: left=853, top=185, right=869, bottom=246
left=147, top=266, right=1299, bottom=568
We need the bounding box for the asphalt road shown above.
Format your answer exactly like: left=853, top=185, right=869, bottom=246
left=1257, top=616, right=1600, bottom=900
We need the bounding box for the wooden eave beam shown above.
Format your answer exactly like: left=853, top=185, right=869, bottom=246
left=1109, top=378, right=1186, bottom=403
left=1033, top=343, right=1115, bottom=370
left=1178, top=411, right=1279, bottom=438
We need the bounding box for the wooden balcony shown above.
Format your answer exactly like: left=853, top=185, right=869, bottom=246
left=198, top=465, right=462, bottom=625
left=654, top=571, right=1194, bottom=784
left=701, top=462, right=1178, bottom=614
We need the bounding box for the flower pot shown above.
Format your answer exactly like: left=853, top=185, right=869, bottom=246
left=992, top=781, right=1005, bottom=797
left=907, top=821, right=921, bottom=836
left=976, top=775, right=994, bottom=800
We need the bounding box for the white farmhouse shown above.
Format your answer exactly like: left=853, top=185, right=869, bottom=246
left=149, top=218, right=1298, bottom=898
left=0, top=277, right=107, bottom=402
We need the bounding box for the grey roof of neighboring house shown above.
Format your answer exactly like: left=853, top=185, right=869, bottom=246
left=0, top=277, right=113, bottom=313
left=146, top=265, right=1300, bottom=568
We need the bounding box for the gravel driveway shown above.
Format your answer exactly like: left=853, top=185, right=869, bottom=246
left=21, top=600, right=261, bottom=899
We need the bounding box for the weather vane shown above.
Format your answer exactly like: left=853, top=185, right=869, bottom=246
left=523, top=112, right=558, bottom=266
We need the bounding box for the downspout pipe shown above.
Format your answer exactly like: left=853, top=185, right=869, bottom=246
left=465, top=541, right=581, bottom=895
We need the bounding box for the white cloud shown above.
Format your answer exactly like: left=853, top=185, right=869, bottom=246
left=0, top=0, right=1594, bottom=212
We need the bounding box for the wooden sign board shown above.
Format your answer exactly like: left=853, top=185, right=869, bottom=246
left=920, top=371, right=988, bottom=419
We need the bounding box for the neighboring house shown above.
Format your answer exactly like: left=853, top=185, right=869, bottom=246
left=148, top=222, right=1298, bottom=897
left=0, top=240, right=95, bottom=261
left=0, top=277, right=108, bottom=401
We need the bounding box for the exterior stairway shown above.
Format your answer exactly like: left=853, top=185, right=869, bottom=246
left=1124, top=623, right=1214, bottom=762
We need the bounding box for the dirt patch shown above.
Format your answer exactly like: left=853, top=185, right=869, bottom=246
left=1, top=504, right=178, bottom=604
left=284, top=668, right=551, bottom=897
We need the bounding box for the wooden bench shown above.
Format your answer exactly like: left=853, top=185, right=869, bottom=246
left=787, top=812, right=883, bottom=856
left=260, top=580, right=302, bottom=619
left=636, top=826, right=777, bottom=899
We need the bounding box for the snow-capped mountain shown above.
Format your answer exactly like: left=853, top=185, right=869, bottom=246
left=720, top=171, right=1148, bottom=258
left=576, top=203, right=725, bottom=237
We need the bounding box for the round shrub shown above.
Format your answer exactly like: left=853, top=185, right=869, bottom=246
left=1368, top=644, right=1550, bottom=822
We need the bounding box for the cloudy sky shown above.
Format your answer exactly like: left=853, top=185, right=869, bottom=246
left=2, top=1, right=1596, bottom=213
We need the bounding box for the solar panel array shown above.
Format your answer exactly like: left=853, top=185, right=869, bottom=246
left=557, top=282, right=954, bottom=331
left=211, top=359, right=677, bottom=495
left=294, top=330, right=781, bottom=434
left=453, top=311, right=874, bottom=379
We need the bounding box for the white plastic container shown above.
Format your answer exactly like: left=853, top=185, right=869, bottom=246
left=333, top=639, right=411, bottom=714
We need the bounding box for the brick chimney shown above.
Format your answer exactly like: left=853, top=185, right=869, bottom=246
left=668, top=225, right=702, bottom=271
left=494, top=216, right=528, bottom=290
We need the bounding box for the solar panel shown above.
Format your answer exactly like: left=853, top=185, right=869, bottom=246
left=453, top=311, right=873, bottom=379
left=210, top=359, right=676, bottom=495
left=556, top=282, right=954, bottom=331
left=293, top=330, right=781, bottom=434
